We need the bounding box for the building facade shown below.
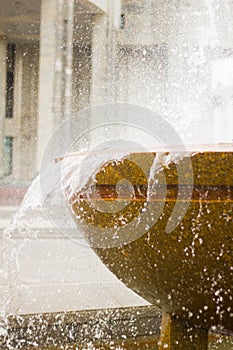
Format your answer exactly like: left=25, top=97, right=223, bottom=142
left=0, top=0, right=233, bottom=183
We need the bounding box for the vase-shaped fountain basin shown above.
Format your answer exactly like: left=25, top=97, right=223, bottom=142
left=70, top=145, right=233, bottom=334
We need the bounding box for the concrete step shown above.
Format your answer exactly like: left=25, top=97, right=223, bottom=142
left=0, top=205, right=148, bottom=315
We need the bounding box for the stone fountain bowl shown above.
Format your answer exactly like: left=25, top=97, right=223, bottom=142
left=70, top=145, right=233, bottom=335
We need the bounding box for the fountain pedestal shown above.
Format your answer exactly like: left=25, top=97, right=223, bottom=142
left=159, top=313, right=208, bottom=350
left=71, top=145, right=233, bottom=349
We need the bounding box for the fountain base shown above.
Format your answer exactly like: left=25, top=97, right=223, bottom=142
left=3, top=307, right=233, bottom=349
left=159, top=312, right=208, bottom=350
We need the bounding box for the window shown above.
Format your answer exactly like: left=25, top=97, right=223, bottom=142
left=120, top=14, right=125, bottom=29
left=4, top=136, right=13, bottom=176
left=5, top=43, right=16, bottom=118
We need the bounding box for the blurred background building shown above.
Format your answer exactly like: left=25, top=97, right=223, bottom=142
left=0, top=0, right=233, bottom=185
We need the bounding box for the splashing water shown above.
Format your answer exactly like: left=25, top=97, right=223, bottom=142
left=1, top=1, right=233, bottom=348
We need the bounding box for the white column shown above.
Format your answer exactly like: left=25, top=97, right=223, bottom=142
left=90, top=13, right=108, bottom=106
left=0, top=38, right=7, bottom=178
left=113, top=0, right=122, bottom=30
left=53, top=0, right=74, bottom=123
left=53, top=0, right=65, bottom=127
left=12, top=45, right=23, bottom=179
left=106, top=1, right=118, bottom=103
left=53, top=0, right=74, bottom=153
left=91, top=1, right=121, bottom=106
left=37, top=0, right=75, bottom=170
left=37, top=0, right=57, bottom=170
left=63, top=0, right=74, bottom=120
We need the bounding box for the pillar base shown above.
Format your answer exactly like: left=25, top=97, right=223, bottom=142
left=159, top=312, right=208, bottom=350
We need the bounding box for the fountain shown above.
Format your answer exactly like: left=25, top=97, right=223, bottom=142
left=70, top=143, right=233, bottom=349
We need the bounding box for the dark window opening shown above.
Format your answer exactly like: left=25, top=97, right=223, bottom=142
left=4, top=136, right=13, bottom=176
left=5, top=43, right=16, bottom=118
left=120, top=14, right=125, bottom=29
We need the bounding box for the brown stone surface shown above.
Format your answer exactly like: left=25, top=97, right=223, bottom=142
left=2, top=307, right=232, bottom=349
left=4, top=306, right=161, bottom=349
left=159, top=312, right=208, bottom=350
left=71, top=147, right=233, bottom=335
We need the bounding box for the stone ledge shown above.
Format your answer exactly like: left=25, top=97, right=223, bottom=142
left=4, top=306, right=161, bottom=349
left=1, top=306, right=233, bottom=349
